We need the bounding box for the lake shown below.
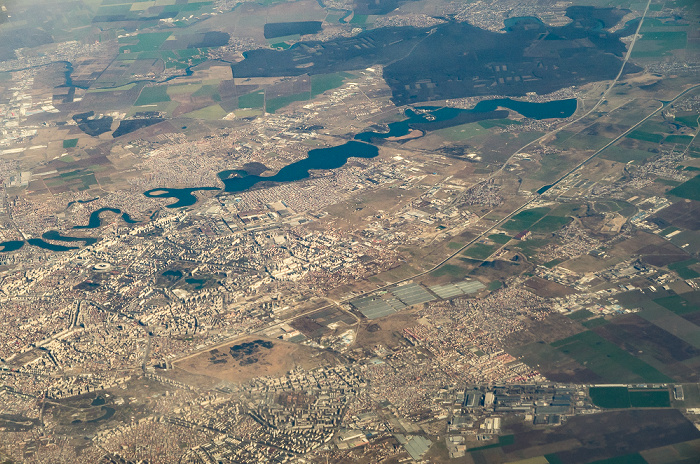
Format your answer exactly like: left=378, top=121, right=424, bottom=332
left=1, top=232, right=98, bottom=253
left=143, top=187, right=220, bottom=208
left=26, top=231, right=99, bottom=251
left=355, top=99, right=577, bottom=142
left=471, top=98, right=577, bottom=119
left=221, top=140, right=378, bottom=193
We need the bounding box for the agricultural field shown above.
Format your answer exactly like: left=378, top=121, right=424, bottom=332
left=589, top=386, right=671, bottom=409
left=551, top=330, right=673, bottom=383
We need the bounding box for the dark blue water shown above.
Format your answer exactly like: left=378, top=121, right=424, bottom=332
left=59, top=61, right=89, bottom=90
left=66, top=198, right=98, bottom=208
left=471, top=98, right=577, bottom=119
left=502, top=16, right=544, bottom=32
left=144, top=187, right=220, bottom=208
left=26, top=231, right=99, bottom=251
left=88, top=406, right=115, bottom=423
left=74, top=208, right=121, bottom=229
left=218, top=169, right=247, bottom=180
left=186, top=278, right=206, bottom=289
left=355, top=99, right=577, bottom=142
left=163, top=270, right=183, bottom=279
left=355, top=107, right=471, bottom=142
left=0, top=240, right=24, bottom=252
left=339, top=10, right=353, bottom=23
left=122, top=212, right=139, bottom=224
left=42, top=231, right=98, bottom=246
left=73, top=207, right=141, bottom=229
left=27, top=239, right=79, bottom=252
left=221, top=141, right=379, bottom=193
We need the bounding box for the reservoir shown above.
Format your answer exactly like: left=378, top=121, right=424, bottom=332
left=144, top=187, right=220, bottom=208
left=355, top=99, right=577, bottom=142
left=221, top=140, right=379, bottom=193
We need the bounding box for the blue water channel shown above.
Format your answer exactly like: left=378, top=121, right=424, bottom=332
left=73, top=207, right=140, bottom=229
left=1, top=97, right=574, bottom=253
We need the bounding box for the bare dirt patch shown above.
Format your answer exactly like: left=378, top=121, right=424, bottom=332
left=174, top=336, right=337, bottom=384
left=524, top=276, right=576, bottom=298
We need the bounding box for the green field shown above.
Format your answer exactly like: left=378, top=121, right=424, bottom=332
left=590, top=387, right=670, bottom=408
left=655, top=178, right=682, bottom=187
left=629, top=389, right=671, bottom=408
left=97, top=4, right=131, bottom=16
left=349, top=14, right=368, bottom=24
left=325, top=13, right=344, bottom=23
left=675, top=114, right=699, bottom=128
left=266, top=92, right=311, bottom=113
left=654, top=292, right=700, bottom=315
left=191, top=84, right=221, bottom=101
left=544, top=454, right=564, bottom=464
left=590, top=387, right=631, bottom=408
left=478, top=118, right=522, bottom=129
left=135, top=86, right=171, bottom=106
left=626, top=130, right=664, bottom=143
left=567, top=309, right=594, bottom=320
left=544, top=258, right=565, bottom=268
left=552, top=331, right=673, bottom=383
left=632, top=30, right=688, bottom=57
left=514, top=238, right=550, bottom=259
left=529, top=216, right=571, bottom=233
left=589, top=454, right=648, bottom=464
left=552, top=130, right=611, bottom=151
left=167, top=84, right=203, bottom=95
left=602, top=146, right=658, bottom=163
left=503, top=207, right=551, bottom=232
left=668, top=175, right=700, bottom=201
left=311, top=72, right=351, bottom=97
left=430, top=264, right=470, bottom=279
left=182, top=104, right=227, bottom=120
left=119, top=32, right=172, bottom=53
left=238, top=91, right=265, bottom=109
left=636, top=120, right=669, bottom=134
left=582, top=317, right=608, bottom=329
left=62, top=138, right=78, bottom=148
left=488, top=233, right=512, bottom=244
left=549, top=203, right=584, bottom=217
left=665, top=135, right=694, bottom=144
left=617, top=291, right=700, bottom=348
left=463, top=243, right=499, bottom=260
left=488, top=280, right=503, bottom=291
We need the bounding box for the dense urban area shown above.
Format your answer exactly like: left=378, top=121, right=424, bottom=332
left=0, top=0, right=699, bottom=462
